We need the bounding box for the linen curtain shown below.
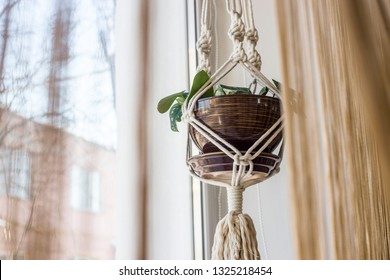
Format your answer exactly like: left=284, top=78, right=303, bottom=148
left=277, top=0, right=390, bottom=259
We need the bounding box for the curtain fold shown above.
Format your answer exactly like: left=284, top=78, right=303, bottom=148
left=277, top=0, right=390, bottom=259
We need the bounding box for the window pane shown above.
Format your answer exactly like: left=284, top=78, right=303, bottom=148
left=0, top=0, right=116, bottom=259
left=71, top=166, right=100, bottom=213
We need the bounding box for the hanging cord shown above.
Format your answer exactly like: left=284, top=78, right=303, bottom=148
left=226, top=0, right=247, bottom=63
left=212, top=0, right=219, bottom=71
left=197, top=0, right=212, bottom=75
left=241, top=0, right=262, bottom=70
left=218, top=187, right=223, bottom=221
left=215, top=0, right=221, bottom=213
left=257, top=185, right=269, bottom=259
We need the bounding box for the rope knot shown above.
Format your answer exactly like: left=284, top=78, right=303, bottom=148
left=196, top=28, right=212, bottom=54
left=181, top=113, right=193, bottom=124
left=228, top=13, right=245, bottom=43
left=230, top=46, right=247, bottom=63
left=233, top=154, right=251, bottom=166
left=246, top=29, right=258, bottom=43
left=247, top=49, right=261, bottom=70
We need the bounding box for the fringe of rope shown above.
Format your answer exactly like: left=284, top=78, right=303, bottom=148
left=211, top=212, right=260, bottom=260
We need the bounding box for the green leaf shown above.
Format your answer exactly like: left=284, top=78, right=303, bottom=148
left=188, top=70, right=214, bottom=100
left=175, top=92, right=189, bottom=105
left=272, top=79, right=281, bottom=90
left=215, top=84, right=226, bottom=96
left=157, top=91, right=186, bottom=113
left=218, top=84, right=252, bottom=94
left=169, top=103, right=182, bottom=132
left=260, top=86, right=269, bottom=96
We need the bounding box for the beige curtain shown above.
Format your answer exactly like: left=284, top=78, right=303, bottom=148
left=277, top=0, right=390, bottom=259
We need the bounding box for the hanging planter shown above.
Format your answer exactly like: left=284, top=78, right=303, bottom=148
left=158, top=0, right=285, bottom=260
left=188, top=83, right=282, bottom=187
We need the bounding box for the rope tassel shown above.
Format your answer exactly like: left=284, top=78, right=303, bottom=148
left=211, top=211, right=260, bottom=260
left=211, top=187, right=261, bottom=260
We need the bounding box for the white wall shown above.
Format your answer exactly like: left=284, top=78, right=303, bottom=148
left=147, top=0, right=194, bottom=259
left=116, top=0, right=193, bottom=259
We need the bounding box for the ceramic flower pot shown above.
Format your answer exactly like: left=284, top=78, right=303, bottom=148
left=189, top=95, right=282, bottom=153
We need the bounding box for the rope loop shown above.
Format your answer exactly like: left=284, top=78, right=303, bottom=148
left=227, top=0, right=242, bottom=16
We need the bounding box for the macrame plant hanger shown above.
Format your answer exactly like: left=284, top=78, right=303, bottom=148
left=182, top=0, right=284, bottom=260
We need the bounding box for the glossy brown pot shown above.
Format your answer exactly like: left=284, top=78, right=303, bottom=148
left=189, top=95, right=282, bottom=153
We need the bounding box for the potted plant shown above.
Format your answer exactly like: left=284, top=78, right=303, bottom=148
left=157, top=71, right=282, bottom=154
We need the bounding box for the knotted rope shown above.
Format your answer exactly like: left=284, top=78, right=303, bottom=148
left=227, top=0, right=247, bottom=63
left=197, top=0, right=212, bottom=75
left=242, top=0, right=262, bottom=70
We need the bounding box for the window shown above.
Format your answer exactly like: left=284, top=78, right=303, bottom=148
left=71, top=166, right=100, bottom=212
left=0, top=0, right=115, bottom=259
left=0, top=148, right=31, bottom=200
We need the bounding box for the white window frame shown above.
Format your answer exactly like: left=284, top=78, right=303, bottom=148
left=71, top=165, right=101, bottom=213
left=0, top=148, right=31, bottom=200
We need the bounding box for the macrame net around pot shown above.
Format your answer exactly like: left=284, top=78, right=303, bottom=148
left=182, top=0, right=284, bottom=260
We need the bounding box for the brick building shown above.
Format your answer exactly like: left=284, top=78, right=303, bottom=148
left=0, top=107, right=116, bottom=259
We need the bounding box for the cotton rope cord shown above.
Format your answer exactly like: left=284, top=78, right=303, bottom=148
left=214, top=0, right=223, bottom=216
left=211, top=211, right=261, bottom=260
left=257, top=185, right=269, bottom=259
left=197, top=0, right=212, bottom=75
left=215, top=0, right=222, bottom=217
left=227, top=185, right=244, bottom=212
left=218, top=186, right=223, bottom=221
left=242, top=0, right=262, bottom=70
left=212, top=0, right=219, bottom=72
left=184, top=0, right=284, bottom=260
left=227, top=4, right=247, bottom=63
